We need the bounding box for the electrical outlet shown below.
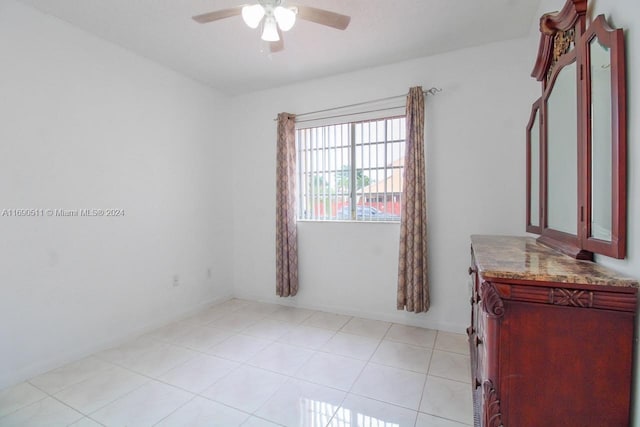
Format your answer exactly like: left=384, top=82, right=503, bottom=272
left=173, top=275, right=179, bottom=287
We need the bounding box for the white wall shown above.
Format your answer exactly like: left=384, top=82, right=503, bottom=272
left=230, top=38, right=539, bottom=332
left=0, top=0, right=233, bottom=389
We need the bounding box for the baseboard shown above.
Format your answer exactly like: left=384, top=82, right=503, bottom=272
left=232, top=291, right=466, bottom=334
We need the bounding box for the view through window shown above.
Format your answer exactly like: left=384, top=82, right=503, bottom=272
left=296, top=116, right=406, bottom=222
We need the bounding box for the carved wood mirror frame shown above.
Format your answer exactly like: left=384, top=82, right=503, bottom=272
left=581, top=14, right=626, bottom=258
left=528, top=0, right=627, bottom=259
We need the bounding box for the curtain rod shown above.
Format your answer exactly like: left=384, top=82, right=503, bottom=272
left=295, top=106, right=405, bottom=124
left=273, top=87, right=442, bottom=122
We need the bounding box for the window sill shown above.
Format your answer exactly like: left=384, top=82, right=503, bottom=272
left=297, top=219, right=401, bottom=225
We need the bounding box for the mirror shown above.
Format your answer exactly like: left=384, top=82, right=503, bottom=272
left=581, top=14, right=626, bottom=258
left=526, top=100, right=542, bottom=233
left=589, top=36, right=612, bottom=241
left=528, top=1, right=626, bottom=259
left=546, top=60, right=578, bottom=235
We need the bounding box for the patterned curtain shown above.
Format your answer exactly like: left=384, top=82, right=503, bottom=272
left=397, top=87, right=429, bottom=312
left=275, top=113, right=299, bottom=297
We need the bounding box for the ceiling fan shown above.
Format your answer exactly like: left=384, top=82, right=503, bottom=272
left=192, top=0, right=351, bottom=52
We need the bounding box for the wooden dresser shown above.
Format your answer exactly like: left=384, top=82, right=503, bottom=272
left=468, top=235, right=638, bottom=427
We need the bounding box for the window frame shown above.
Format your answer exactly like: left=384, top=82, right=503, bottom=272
left=295, top=115, right=406, bottom=223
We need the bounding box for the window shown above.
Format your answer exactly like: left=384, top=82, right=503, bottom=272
left=296, top=116, right=406, bottom=221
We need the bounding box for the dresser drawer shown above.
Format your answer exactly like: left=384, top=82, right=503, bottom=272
left=470, top=235, right=638, bottom=426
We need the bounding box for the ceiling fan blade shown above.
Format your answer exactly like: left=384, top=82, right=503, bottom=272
left=270, top=28, right=285, bottom=53
left=294, top=5, right=351, bottom=30
left=192, top=6, right=243, bottom=24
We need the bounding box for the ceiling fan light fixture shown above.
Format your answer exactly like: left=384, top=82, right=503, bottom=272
left=261, top=16, right=280, bottom=41
left=241, top=4, right=265, bottom=29
left=274, top=6, right=296, bottom=31
left=193, top=3, right=351, bottom=53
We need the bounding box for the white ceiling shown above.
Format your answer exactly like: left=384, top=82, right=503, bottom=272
left=17, top=0, right=541, bottom=95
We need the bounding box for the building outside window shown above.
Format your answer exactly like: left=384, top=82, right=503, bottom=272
left=296, top=116, right=406, bottom=222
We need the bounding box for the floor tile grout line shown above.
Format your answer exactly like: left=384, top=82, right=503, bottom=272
left=5, top=302, right=256, bottom=421
left=0, top=384, right=49, bottom=422
left=46, top=393, right=98, bottom=424
left=145, top=318, right=446, bottom=372
left=2, top=300, right=470, bottom=426
left=26, top=371, right=153, bottom=424
left=190, top=342, right=341, bottom=421
left=81, top=378, right=153, bottom=419
left=416, top=411, right=474, bottom=427
left=366, top=344, right=435, bottom=375
left=96, top=330, right=275, bottom=376
left=82, top=415, right=107, bottom=426
left=426, top=373, right=473, bottom=386
left=45, top=352, right=201, bottom=420
left=415, top=330, right=438, bottom=426
left=195, top=391, right=263, bottom=417
left=92, top=349, right=202, bottom=383
left=187, top=338, right=357, bottom=425
left=411, top=404, right=421, bottom=427
left=310, top=320, right=370, bottom=427
left=24, top=379, right=114, bottom=426
left=346, top=320, right=391, bottom=391
left=24, top=356, right=122, bottom=395
left=94, top=333, right=429, bottom=424
left=30, top=304, right=398, bottom=385
left=432, top=348, right=472, bottom=356
left=241, top=369, right=294, bottom=418
left=345, top=390, right=427, bottom=413
left=322, top=389, right=349, bottom=427
left=146, top=317, right=439, bottom=419
left=149, top=393, right=200, bottom=427
left=416, top=329, right=474, bottom=426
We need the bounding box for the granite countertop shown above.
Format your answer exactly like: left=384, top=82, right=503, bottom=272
left=471, top=235, right=639, bottom=288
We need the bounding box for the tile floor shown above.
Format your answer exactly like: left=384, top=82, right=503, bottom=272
left=0, top=299, right=473, bottom=427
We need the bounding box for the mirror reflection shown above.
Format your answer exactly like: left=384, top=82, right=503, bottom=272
left=528, top=8, right=626, bottom=259
left=546, top=61, right=578, bottom=235
left=530, top=109, right=540, bottom=228
left=589, top=37, right=613, bottom=241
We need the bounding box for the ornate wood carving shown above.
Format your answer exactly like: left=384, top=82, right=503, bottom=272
left=549, top=288, right=593, bottom=307
left=531, top=0, right=586, bottom=82
left=480, top=281, right=504, bottom=318
left=547, top=28, right=575, bottom=82
left=483, top=381, right=503, bottom=427
left=500, top=283, right=637, bottom=313
left=553, top=29, right=574, bottom=57
left=539, top=0, right=586, bottom=34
